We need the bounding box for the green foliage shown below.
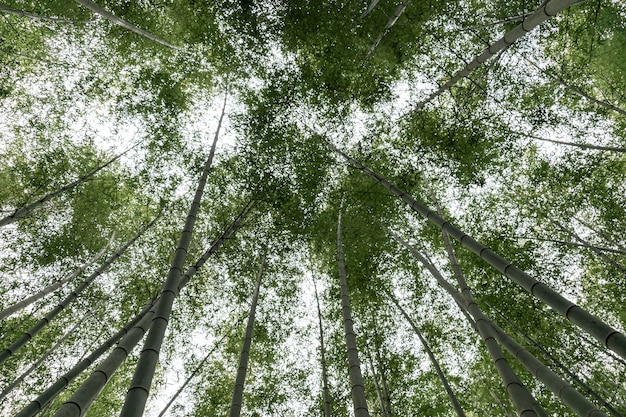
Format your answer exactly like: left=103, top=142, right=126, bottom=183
left=1, top=1, right=626, bottom=417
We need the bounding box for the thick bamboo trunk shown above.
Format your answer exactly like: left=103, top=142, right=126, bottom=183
left=118, top=92, right=227, bottom=417
left=337, top=208, right=371, bottom=417
left=388, top=292, right=466, bottom=417
left=413, top=0, right=587, bottom=110
left=73, top=0, right=181, bottom=51
left=52, top=199, right=251, bottom=417
left=14, top=300, right=155, bottom=417
left=0, top=213, right=159, bottom=366
left=229, top=253, right=266, bottom=417
left=490, top=319, right=607, bottom=417
left=326, top=140, right=626, bottom=360
left=0, top=144, right=137, bottom=227
left=0, top=233, right=114, bottom=321
left=313, top=278, right=332, bottom=417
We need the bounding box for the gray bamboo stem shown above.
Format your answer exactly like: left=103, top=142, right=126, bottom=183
left=487, top=302, right=624, bottom=417
left=361, top=0, right=381, bottom=18
left=157, top=328, right=235, bottom=417
left=326, top=139, right=626, bottom=360
left=364, top=347, right=386, bottom=417
left=388, top=292, right=466, bottom=417
left=73, top=0, right=181, bottom=51
left=51, top=201, right=250, bottom=417
left=337, top=207, right=371, bottom=417
left=0, top=6, right=84, bottom=23
left=551, top=218, right=626, bottom=274
left=0, top=232, right=114, bottom=321
left=0, top=321, right=79, bottom=402
left=573, top=217, right=626, bottom=253
left=430, top=190, right=607, bottom=417
left=413, top=0, right=587, bottom=110
left=0, top=213, right=159, bottom=365
left=118, top=91, right=228, bottom=417
left=525, top=58, right=626, bottom=117
left=496, top=126, right=626, bottom=153
left=14, top=299, right=155, bottom=417
left=366, top=0, right=411, bottom=57
left=387, top=230, right=544, bottom=417
left=229, top=252, right=266, bottom=417
left=313, top=277, right=332, bottom=417
left=372, top=328, right=392, bottom=417
left=0, top=143, right=138, bottom=227
left=490, top=319, right=608, bottom=417
left=461, top=13, right=533, bottom=31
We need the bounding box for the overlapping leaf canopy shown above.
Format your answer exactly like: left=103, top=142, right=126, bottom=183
left=0, top=0, right=625, bottom=416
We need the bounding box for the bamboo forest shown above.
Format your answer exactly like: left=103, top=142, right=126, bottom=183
left=1, top=0, right=626, bottom=416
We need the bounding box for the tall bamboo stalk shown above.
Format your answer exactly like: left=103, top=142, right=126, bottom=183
left=0, top=213, right=160, bottom=366
left=413, top=0, right=587, bottom=110
left=429, top=189, right=607, bottom=417
left=118, top=91, right=228, bottom=417
left=551, top=218, right=626, bottom=274
left=157, top=325, right=238, bottom=417
left=387, top=231, right=545, bottom=417
left=0, top=6, right=85, bottom=23
left=502, top=127, right=626, bottom=152
left=0, top=320, right=79, bottom=402
left=52, top=200, right=251, bottom=417
left=487, top=302, right=623, bottom=417
left=337, top=207, right=370, bottom=417
left=0, top=232, right=114, bottom=321
left=0, top=144, right=138, bottom=227
left=14, top=299, right=155, bottom=417
left=388, top=292, right=466, bottom=417
left=461, top=13, right=533, bottom=31
left=525, top=58, right=626, bottom=117
left=326, top=140, right=626, bottom=360
left=366, top=0, right=411, bottom=57
left=229, top=252, right=266, bottom=417
left=313, top=277, right=332, bottom=417
left=364, top=347, right=386, bottom=417
left=513, top=235, right=626, bottom=256
left=73, top=0, right=181, bottom=51
left=360, top=0, right=381, bottom=18
left=372, top=330, right=392, bottom=417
